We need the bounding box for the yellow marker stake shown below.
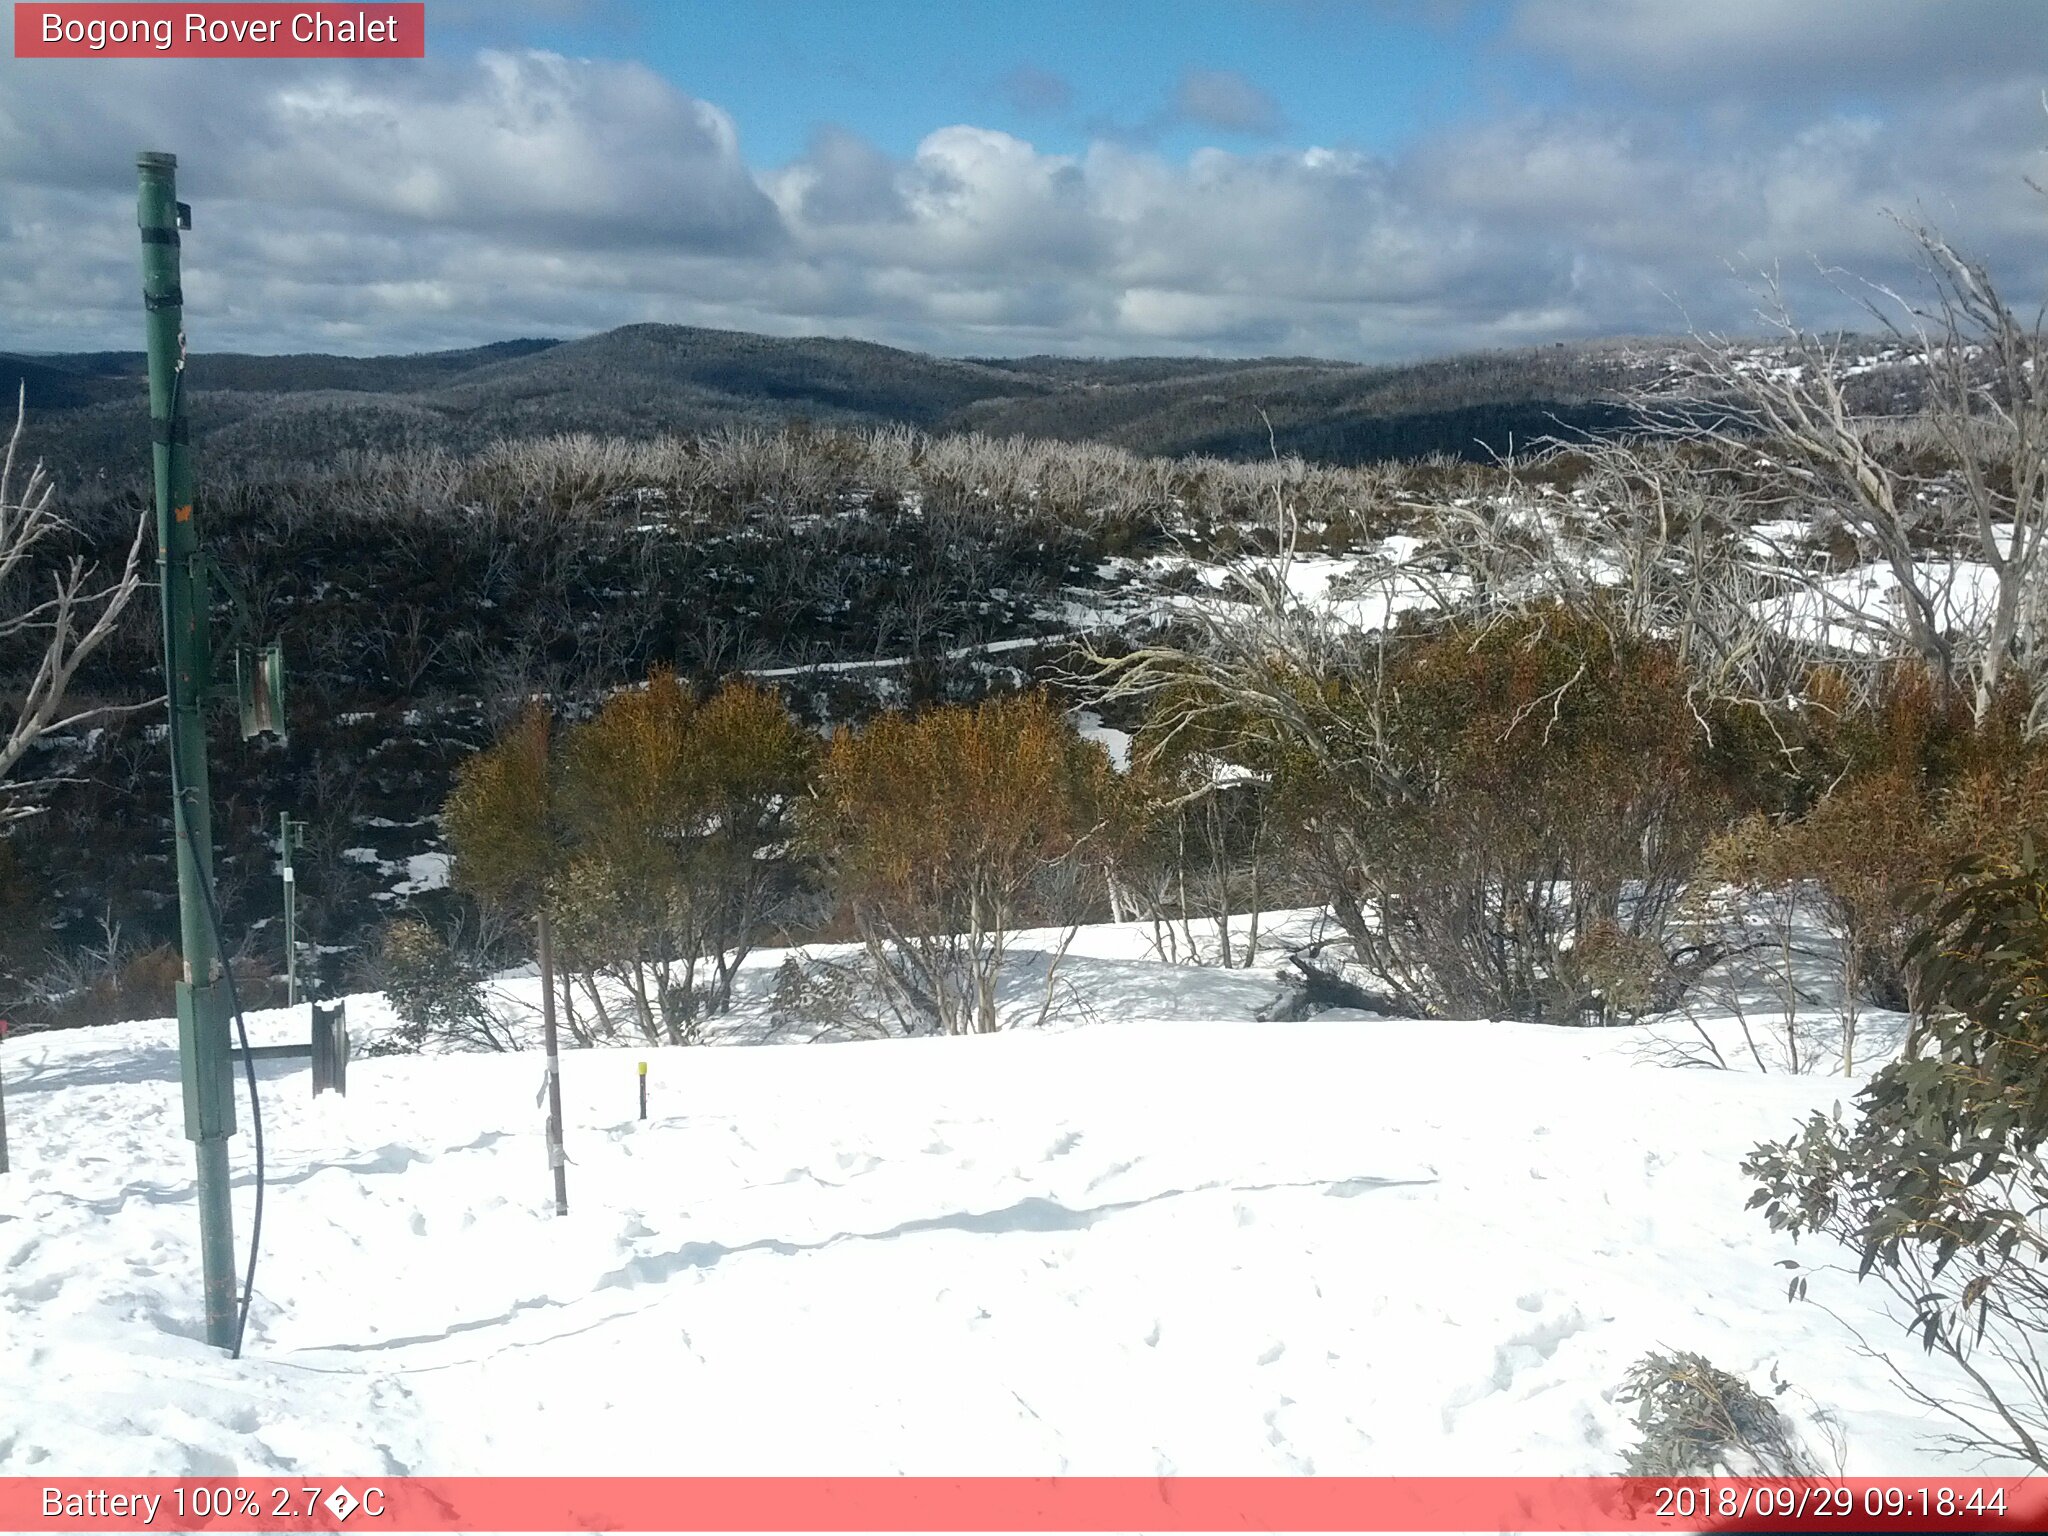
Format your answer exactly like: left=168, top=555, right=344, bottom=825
left=637, top=1061, right=648, bottom=1121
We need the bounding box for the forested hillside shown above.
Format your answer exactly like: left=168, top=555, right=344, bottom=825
left=6, top=325, right=1679, bottom=480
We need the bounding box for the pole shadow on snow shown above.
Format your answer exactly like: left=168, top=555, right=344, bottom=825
left=2, top=1043, right=188, bottom=1097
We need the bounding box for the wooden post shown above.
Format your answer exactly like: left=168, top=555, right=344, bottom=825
left=638, top=1060, right=647, bottom=1121
left=539, top=910, right=568, bottom=1215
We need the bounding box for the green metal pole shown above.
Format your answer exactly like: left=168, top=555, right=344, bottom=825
left=139, top=151, right=238, bottom=1352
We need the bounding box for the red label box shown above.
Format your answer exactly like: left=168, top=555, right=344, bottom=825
left=14, top=4, right=426, bottom=58
left=5, top=1477, right=2048, bottom=1533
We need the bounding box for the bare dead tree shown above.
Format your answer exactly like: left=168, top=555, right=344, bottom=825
left=0, top=387, right=151, bottom=820
left=1658, top=210, right=2047, bottom=730
left=1426, top=438, right=1819, bottom=746
left=1077, top=466, right=1415, bottom=802
left=366, top=604, right=449, bottom=697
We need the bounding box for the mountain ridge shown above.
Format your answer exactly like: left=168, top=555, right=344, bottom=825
left=7, top=322, right=1701, bottom=475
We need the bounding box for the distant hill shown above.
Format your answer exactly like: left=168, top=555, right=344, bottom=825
left=951, top=347, right=1648, bottom=460
left=0, top=354, right=135, bottom=411
left=8, top=323, right=1687, bottom=479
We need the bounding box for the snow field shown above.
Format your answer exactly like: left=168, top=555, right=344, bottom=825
left=0, top=927, right=2029, bottom=1481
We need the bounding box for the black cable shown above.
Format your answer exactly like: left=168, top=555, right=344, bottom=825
left=161, top=367, right=265, bottom=1363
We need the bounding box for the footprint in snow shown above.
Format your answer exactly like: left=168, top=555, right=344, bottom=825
left=1485, top=1310, right=1587, bottom=1392
left=1438, top=1309, right=1588, bottom=1429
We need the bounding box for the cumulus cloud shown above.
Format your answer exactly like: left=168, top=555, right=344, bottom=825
left=0, top=49, right=781, bottom=253
left=774, top=125, right=909, bottom=228
left=0, top=18, right=2042, bottom=361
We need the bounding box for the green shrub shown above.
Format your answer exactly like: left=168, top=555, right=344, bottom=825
left=1744, top=845, right=2048, bottom=1468
left=377, top=917, right=505, bottom=1052
left=1702, top=664, right=2048, bottom=1020
left=808, top=691, right=1116, bottom=1034
left=1615, top=1351, right=1827, bottom=1477
left=1282, top=604, right=1774, bottom=1021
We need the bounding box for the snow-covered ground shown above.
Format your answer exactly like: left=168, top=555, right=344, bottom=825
left=1754, top=559, right=2003, bottom=653
left=1146, top=541, right=1466, bottom=637
left=0, top=916, right=2027, bottom=1480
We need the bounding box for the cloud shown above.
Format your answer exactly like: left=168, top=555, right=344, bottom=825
left=1091, top=68, right=1288, bottom=145
left=0, top=34, right=2042, bottom=362
left=0, top=48, right=782, bottom=253
left=1506, top=0, right=2048, bottom=96
left=997, top=65, right=1073, bottom=116
left=1172, top=69, right=1285, bottom=137
left=774, top=125, right=908, bottom=227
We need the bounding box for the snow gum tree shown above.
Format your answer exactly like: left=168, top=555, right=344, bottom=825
left=1665, top=211, right=2048, bottom=732
left=1107, top=598, right=1769, bottom=1022
left=808, top=690, right=1118, bottom=1034
left=443, top=702, right=558, bottom=918
left=554, top=672, right=814, bottom=1043
left=1700, top=662, right=2048, bottom=1058
left=376, top=915, right=507, bottom=1053
left=1105, top=684, right=1285, bottom=968
left=442, top=701, right=569, bottom=1040
left=443, top=676, right=815, bottom=1046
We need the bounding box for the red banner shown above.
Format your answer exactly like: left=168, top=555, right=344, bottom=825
left=13, top=4, right=425, bottom=58
left=4, top=1477, right=2046, bottom=1532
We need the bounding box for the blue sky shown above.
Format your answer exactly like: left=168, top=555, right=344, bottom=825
left=440, top=2, right=1508, bottom=166
left=1, top=1, right=2044, bottom=358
